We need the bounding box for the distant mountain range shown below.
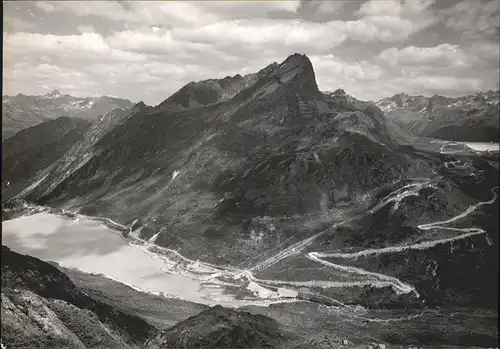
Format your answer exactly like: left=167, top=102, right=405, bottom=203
left=2, top=90, right=134, bottom=140
left=376, top=90, right=499, bottom=142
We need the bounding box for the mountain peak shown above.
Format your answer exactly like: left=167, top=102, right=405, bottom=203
left=282, top=53, right=313, bottom=70
left=132, top=101, right=148, bottom=113
left=429, top=94, right=451, bottom=105
left=391, top=92, right=408, bottom=100
left=285, top=52, right=310, bottom=61
left=255, top=62, right=279, bottom=78
left=157, top=72, right=256, bottom=110
left=390, top=93, right=408, bottom=106
left=273, top=53, right=318, bottom=96
left=157, top=54, right=318, bottom=111
left=45, top=90, right=61, bottom=98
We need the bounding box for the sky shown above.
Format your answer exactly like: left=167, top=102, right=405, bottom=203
left=3, top=0, right=499, bottom=105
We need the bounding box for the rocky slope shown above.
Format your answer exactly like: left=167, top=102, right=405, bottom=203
left=146, top=305, right=296, bottom=349
left=2, top=104, right=147, bottom=202
left=1, top=245, right=157, bottom=348
left=375, top=91, right=499, bottom=142
left=2, top=90, right=134, bottom=140
left=157, top=62, right=279, bottom=112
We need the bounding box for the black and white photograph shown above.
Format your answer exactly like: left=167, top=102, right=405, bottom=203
left=1, top=1, right=499, bottom=348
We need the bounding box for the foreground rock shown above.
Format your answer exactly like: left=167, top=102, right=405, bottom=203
left=146, top=304, right=297, bottom=349
left=1, top=245, right=157, bottom=348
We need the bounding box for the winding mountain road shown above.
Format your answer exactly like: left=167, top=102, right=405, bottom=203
left=299, top=186, right=498, bottom=296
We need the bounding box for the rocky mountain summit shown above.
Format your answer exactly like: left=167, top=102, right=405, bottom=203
left=2, top=90, right=134, bottom=140
left=376, top=90, right=499, bottom=142
left=157, top=62, right=281, bottom=113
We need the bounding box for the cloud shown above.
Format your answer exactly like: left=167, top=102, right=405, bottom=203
left=3, top=62, right=98, bottom=97
left=393, top=75, right=482, bottom=94
left=32, top=1, right=437, bottom=43
left=77, top=25, right=95, bottom=34
left=189, top=1, right=301, bottom=19
left=3, top=1, right=498, bottom=105
left=310, top=41, right=496, bottom=102
left=5, top=32, right=109, bottom=56
left=35, top=1, right=132, bottom=21
left=34, top=1, right=301, bottom=28
left=314, top=1, right=348, bottom=14
left=301, top=54, right=389, bottom=101
left=3, top=31, right=147, bottom=65
left=308, top=53, right=477, bottom=101
left=311, top=55, right=382, bottom=83
left=173, top=19, right=347, bottom=58
left=34, top=1, right=55, bottom=13
left=3, top=16, right=38, bottom=32
left=467, top=41, right=500, bottom=62
left=356, top=0, right=405, bottom=16
left=367, top=40, right=498, bottom=99
left=440, top=0, right=500, bottom=39
left=350, top=0, right=437, bottom=41
left=376, top=44, right=470, bottom=69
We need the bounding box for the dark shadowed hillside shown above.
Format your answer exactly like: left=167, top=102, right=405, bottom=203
left=2, top=117, right=91, bottom=198
left=2, top=105, right=146, bottom=203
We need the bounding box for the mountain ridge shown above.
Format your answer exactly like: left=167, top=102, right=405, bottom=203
left=2, top=116, right=91, bottom=198
left=156, top=61, right=284, bottom=112
left=2, top=91, right=135, bottom=140
left=375, top=90, right=499, bottom=142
